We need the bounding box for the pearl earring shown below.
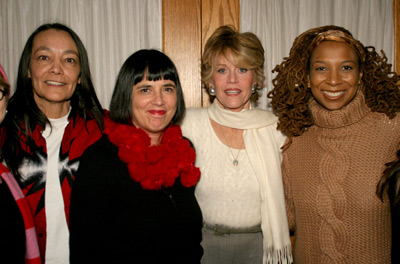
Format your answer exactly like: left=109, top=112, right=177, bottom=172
left=209, top=86, right=216, bottom=96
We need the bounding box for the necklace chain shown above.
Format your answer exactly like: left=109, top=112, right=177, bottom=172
left=218, top=125, right=244, bottom=166
left=228, top=144, right=243, bottom=166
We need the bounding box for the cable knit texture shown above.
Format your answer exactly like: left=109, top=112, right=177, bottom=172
left=283, top=92, right=399, bottom=263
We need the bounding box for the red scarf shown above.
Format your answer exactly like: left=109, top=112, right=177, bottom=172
left=104, top=118, right=200, bottom=190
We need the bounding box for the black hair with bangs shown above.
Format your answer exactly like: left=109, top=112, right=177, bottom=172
left=109, top=49, right=185, bottom=125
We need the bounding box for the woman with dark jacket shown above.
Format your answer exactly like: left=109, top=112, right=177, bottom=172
left=69, top=49, right=203, bottom=264
left=377, top=150, right=400, bottom=263
left=0, top=64, right=41, bottom=264
left=0, top=23, right=104, bottom=263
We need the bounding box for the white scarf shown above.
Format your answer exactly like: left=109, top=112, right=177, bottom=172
left=208, top=102, right=293, bottom=264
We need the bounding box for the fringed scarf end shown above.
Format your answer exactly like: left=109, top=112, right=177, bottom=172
left=264, top=245, right=293, bottom=264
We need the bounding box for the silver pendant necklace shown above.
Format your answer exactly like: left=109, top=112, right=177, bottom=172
left=220, top=128, right=244, bottom=166
left=229, top=147, right=242, bottom=166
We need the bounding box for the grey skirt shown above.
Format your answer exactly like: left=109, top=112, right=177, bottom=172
left=200, top=227, right=263, bottom=264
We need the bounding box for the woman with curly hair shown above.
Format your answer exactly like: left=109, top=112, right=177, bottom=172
left=268, top=25, right=400, bottom=263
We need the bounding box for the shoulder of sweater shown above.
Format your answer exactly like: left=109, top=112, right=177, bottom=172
left=181, top=108, right=210, bottom=144
left=253, top=107, right=279, bottom=119
left=182, top=107, right=208, bottom=127
left=369, top=111, right=400, bottom=128
left=256, top=119, right=286, bottom=149
left=184, top=107, right=207, bottom=118
left=268, top=122, right=287, bottom=145
left=252, top=108, right=281, bottom=133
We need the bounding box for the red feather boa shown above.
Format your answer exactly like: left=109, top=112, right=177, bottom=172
left=104, top=118, right=201, bottom=190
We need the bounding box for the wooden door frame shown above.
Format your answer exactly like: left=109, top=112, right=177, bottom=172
left=163, top=0, right=239, bottom=107
left=394, top=0, right=399, bottom=73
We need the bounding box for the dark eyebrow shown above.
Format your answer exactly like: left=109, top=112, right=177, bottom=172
left=33, top=46, right=79, bottom=57
left=163, top=83, right=176, bottom=88
left=136, top=84, right=152, bottom=89
left=342, top=60, right=357, bottom=64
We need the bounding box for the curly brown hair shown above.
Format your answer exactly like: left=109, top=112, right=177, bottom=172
left=202, top=25, right=265, bottom=103
left=268, top=25, right=400, bottom=138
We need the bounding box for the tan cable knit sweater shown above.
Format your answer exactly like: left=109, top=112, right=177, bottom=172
left=283, top=92, right=400, bottom=263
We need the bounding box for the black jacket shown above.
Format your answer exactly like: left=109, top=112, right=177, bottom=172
left=69, top=135, right=203, bottom=264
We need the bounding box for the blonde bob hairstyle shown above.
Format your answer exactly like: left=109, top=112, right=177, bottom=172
left=201, top=25, right=265, bottom=103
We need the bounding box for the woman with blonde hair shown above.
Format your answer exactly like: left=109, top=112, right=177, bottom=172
left=182, top=25, right=292, bottom=264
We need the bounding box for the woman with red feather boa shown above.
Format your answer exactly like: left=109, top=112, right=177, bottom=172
left=69, top=49, right=203, bottom=263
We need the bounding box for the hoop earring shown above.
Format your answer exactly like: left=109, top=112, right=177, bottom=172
left=209, top=87, right=216, bottom=96
left=251, top=86, right=256, bottom=94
